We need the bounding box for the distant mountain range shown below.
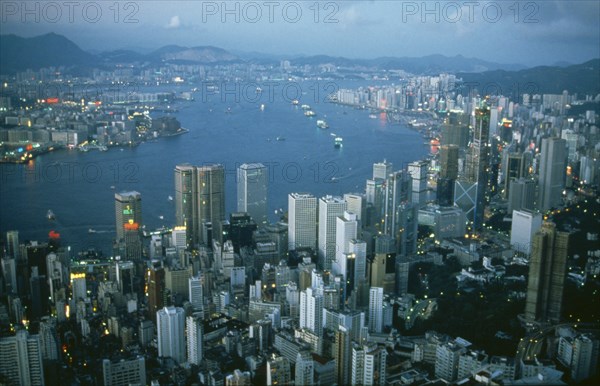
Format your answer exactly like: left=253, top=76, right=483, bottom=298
left=1, top=33, right=598, bottom=95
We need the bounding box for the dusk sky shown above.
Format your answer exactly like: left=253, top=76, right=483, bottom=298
left=1, top=0, right=599, bottom=66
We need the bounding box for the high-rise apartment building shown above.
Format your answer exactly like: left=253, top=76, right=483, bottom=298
left=0, top=329, right=45, bottom=386
left=157, top=306, right=186, bottom=363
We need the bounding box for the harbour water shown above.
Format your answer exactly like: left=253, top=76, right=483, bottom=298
left=0, top=81, right=429, bottom=254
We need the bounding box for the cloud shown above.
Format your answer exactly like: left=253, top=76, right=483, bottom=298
left=165, top=16, right=181, bottom=29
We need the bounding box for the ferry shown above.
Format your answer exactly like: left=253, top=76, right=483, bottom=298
left=334, top=137, right=343, bottom=148
left=304, top=110, right=316, bottom=117
left=316, top=120, right=329, bottom=129
left=47, top=210, right=56, bottom=220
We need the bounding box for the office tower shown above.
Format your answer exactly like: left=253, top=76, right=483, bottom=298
left=333, top=212, right=358, bottom=294
left=510, top=210, right=543, bottom=255
left=147, top=264, right=165, bottom=318
left=70, top=272, right=86, bottom=300
left=508, top=178, right=536, bottom=213
left=373, top=159, right=393, bottom=180
left=171, top=226, right=187, bottom=250
left=114, top=191, right=142, bottom=241
left=102, top=357, right=146, bottom=386
left=349, top=239, right=367, bottom=292
left=433, top=206, right=467, bottom=241
left=351, top=343, right=387, bottom=385
left=175, top=164, right=225, bottom=247
left=226, top=369, right=252, bottom=386
left=366, top=179, right=385, bottom=226
left=175, top=165, right=197, bottom=247
left=39, top=316, right=59, bottom=361
left=368, top=287, right=384, bottom=333
left=384, top=170, right=411, bottom=236
left=396, top=203, right=418, bottom=256
left=189, top=276, right=203, bottom=312
left=299, top=287, right=323, bottom=337
left=538, top=137, right=567, bottom=211
left=165, top=265, right=193, bottom=301
left=408, top=160, right=428, bottom=208
left=344, top=193, right=366, bottom=223
left=237, top=163, right=268, bottom=225
left=1, top=257, right=17, bottom=294
left=288, top=193, right=317, bottom=251
left=396, top=258, right=410, bottom=295
left=6, top=230, right=19, bottom=259
left=439, top=145, right=459, bottom=179
left=296, top=351, right=315, bottom=386
left=334, top=326, right=351, bottom=386
left=116, top=261, right=135, bottom=295
left=460, top=104, right=491, bottom=230
left=29, top=270, right=50, bottom=320
left=525, top=222, right=569, bottom=324
left=503, top=152, right=523, bottom=198
left=441, top=122, right=470, bottom=149
left=138, top=320, right=153, bottom=346
left=226, top=212, right=258, bottom=252
left=318, top=196, right=346, bottom=270
left=186, top=314, right=204, bottom=365
left=266, top=355, right=291, bottom=386
left=157, top=306, right=186, bottom=363
left=0, top=329, right=45, bottom=386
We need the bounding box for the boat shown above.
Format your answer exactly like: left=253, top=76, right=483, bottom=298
left=47, top=210, right=55, bottom=220
left=88, top=228, right=97, bottom=234
left=276, top=136, right=285, bottom=141
left=292, top=100, right=299, bottom=105
left=316, top=120, right=329, bottom=129
left=301, top=104, right=311, bottom=110
left=304, top=110, right=316, bottom=117
left=168, top=195, right=173, bottom=201
left=159, top=215, right=164, bottom=220
left=260, top=104, right=265, bottom=111
left=369, top=114, right=377, bottom=119
left=334, top=137, right=343, bottom=148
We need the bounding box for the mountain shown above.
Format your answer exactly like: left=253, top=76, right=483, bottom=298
left=0, top=33, right=97, bottom=73
left=458, top=59, right=600, bottom=97
left=289, top=54, right=526, bottom=73
left=146, top=45, right=240, bottom=64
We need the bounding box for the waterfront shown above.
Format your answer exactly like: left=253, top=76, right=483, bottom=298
left=0, top=81, right=429, bottom=254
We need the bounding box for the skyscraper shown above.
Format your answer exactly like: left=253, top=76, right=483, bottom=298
left=102, top=357, right=146, bottom=386
left=0, top=329, right=45, bottom=386
left=175, top=164, right=225, bottom=247
left=189, top=276, right=203, bottom=313
left=186, top=313, right=204, bottom=365
left=373, top=159, right=393, bottom=180
left=157, top=306, right=186, bottom=363
left=299, top=287, right=324, bottom=337
left=510, top=209, right=543, bottom=256
left=114, top=191, right=142, bottom=260
left=537, top=137, right=567, bottom=212
left=288, top=193, right=317, bottom=251
left=318, top=195, right=346, bottom=270
left=368, top=287, right=384, bottom=333
left=333, top=211, right=358, bottom=290
left=462, top=103, right=491, bottom=229
left=351, top=343, right=387, bottom=385
left=237, top=163, right=268, bottom=225
left=439, top=144, right=459, bottom=179
left=508, top=178, right=536, bottom=214
left=383, top=170, right=410, bottom=238
left=6, top=230, right=19, bottom=259
left=408, top=160, right=428, bottom=208
left=334, top=325, right=351, bottom=386
left=525, top=222, right=569, bottom=324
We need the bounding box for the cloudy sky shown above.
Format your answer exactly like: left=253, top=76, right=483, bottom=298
left=1, top=0, right=599, bottom=66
